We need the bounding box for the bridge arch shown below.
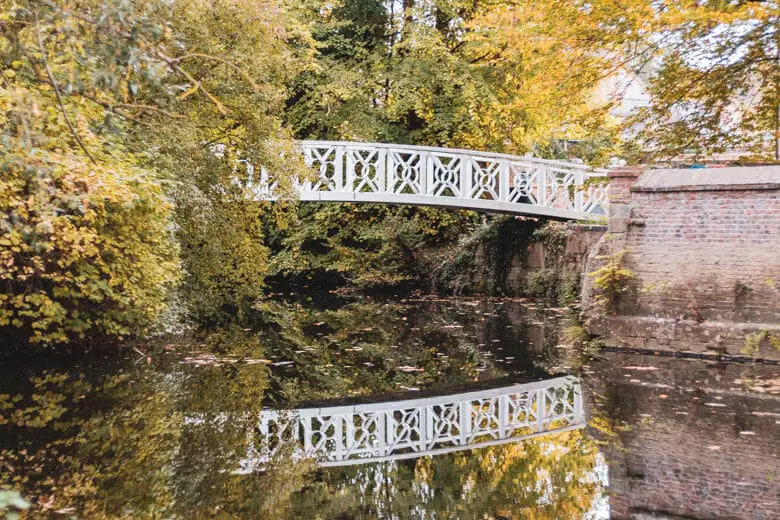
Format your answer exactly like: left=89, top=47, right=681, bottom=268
left=250, top=141, right=609, bottom=220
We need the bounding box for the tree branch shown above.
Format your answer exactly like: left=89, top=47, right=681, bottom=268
left=35, top=11, right=97, bottom=165
left=173, top=53, right=260, bottom=91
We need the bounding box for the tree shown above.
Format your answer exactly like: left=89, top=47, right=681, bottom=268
left=273, top=0, right=630, bottom=291
left=0, top=1, right=182, bottom=344
left=626, top=0, right=779, bottom=160
left=0, top=0, right=313, bottom=342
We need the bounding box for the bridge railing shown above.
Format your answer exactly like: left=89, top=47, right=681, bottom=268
left=249, top=141, right=609, bottom=219
left=240, top=376, right=584, bottom=470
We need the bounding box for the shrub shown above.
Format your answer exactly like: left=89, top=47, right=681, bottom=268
left=174, top=180, right=271, bottom=323
left=589, top=250, right=635, bottom=313
left=526, top=268, right=558, bottom=301
left=0, top=87, right=180, bottom=345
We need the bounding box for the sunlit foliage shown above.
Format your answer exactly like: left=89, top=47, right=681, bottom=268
left=627, top=0, right=779, bottom=160
left=0, top=64, right=179, bottom=344
left=0, top=0, right=312, bottom=342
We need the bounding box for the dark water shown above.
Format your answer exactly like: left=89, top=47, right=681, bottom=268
left=1, top=297, right=778, bottom=519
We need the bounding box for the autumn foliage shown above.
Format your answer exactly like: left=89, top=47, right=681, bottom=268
left=0, top=86, right=179, bottom=344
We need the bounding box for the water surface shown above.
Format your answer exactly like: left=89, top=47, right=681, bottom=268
left=1, top=297, right=777, bottom=518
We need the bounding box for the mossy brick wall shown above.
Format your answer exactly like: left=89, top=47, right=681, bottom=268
left=623, top=182, right=779, bottom=323
left=433, top=218, right=605, bottom=298
left=587, top=166, right=780, bottom=357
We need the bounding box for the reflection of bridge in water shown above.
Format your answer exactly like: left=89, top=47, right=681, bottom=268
left=242, top=376, right=584, bottom=470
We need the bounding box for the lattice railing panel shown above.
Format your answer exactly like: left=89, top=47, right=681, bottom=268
left=246, top=141, right=609, bottom=219
left=303, top=145, right=342, bottom=192
left=387, top=150, right=424, bottom=194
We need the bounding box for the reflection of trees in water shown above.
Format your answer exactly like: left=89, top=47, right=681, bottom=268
left=0, top=299, right=578, bottom=517
left=257, top=299, right=512, bottom=405
left=0, top=370, right=183, bottom=517
left=285, top=429, right=601, bottom=520
left=0, top=358, right=312, bottom=518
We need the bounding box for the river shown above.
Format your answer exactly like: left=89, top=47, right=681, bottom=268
left=1, top=296, right=777, bottom=518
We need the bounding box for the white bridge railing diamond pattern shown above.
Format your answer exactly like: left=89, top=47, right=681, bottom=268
left=241, top=376, right=584, bottom=470
left=249, top=141, right=609, bottom=220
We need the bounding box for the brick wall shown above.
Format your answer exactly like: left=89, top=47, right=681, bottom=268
left=586, top=166, right=780, bottom=358
left=624, top=187, right=779, bottom=323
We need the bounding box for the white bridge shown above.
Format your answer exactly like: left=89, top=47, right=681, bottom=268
left=241, top=376, right=584, bottom=470
left=249, top=141, right=609, bottom=220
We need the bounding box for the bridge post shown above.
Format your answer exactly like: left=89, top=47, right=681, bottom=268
left=417, top=151, right=428, bottom=195
left=420, top=406, right=429, bottom=452
left=498, top=393, right=509, bottom=437
left=461, top=156, right=472, bottom=198
left=460, top=400, right=470, bottom=445
left=302, top=416, right=313, bottom=453
left=374, top=411, right=385, bottom=457
left=536, top=168, right=547, bottom=206
left=333, top=146, right=345, bottom=191
left=536, top=388, right=546, bottom=432
left=573, top=383, right=584, bottom=423
left=574, top=170, right=585, bottom=212
left=376, top=148, right=386, bottom=192
left=345, top=414, right=354, bottom=458
left=499, top=160, right=510, bottom=202
left=425, top=153, right=434, bottom=196
left=383, top=411, right=392, bottom=455
left=345, top=148, right=355, bottom=193
left=427, top=405, right=436, bottom=450
left=334, top=417, right=344, bottom=462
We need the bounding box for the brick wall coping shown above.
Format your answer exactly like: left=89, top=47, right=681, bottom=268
left=632, top=166, right=780, bottom=193
left=568, top=224, right=608, bottom=232
left=608, top=166, right=645, bottom=179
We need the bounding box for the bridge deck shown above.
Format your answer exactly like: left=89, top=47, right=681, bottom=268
left=247, top=141, right=609, bottom=220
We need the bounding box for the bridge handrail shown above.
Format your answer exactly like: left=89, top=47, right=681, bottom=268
left=298, top=140, right=608, bottom=174
left=264, top=375, right=578, bottom=417
left=248, top=140, right=610, bottom=219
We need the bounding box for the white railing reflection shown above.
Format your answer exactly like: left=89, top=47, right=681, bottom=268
left=241, top=376, right=585, bottom=470
left=250, top=142, right=608, bottom=220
